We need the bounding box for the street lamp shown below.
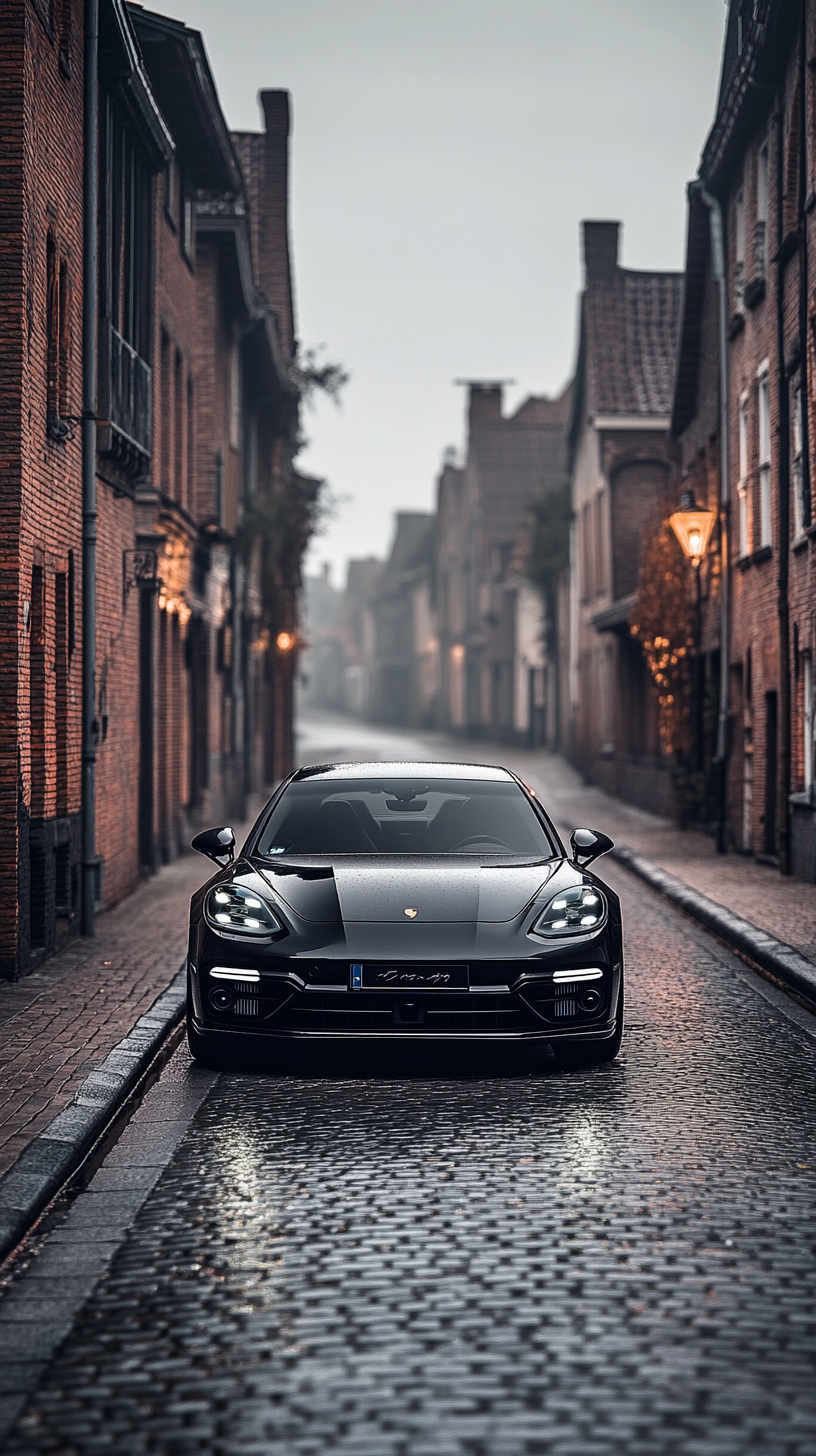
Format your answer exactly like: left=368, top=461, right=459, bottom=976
left=669, top=489, right=715, bottom=568
left=669, top=488, right=715, bottom=778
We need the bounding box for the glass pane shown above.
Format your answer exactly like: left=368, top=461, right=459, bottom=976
left=257, top=777, right=557, bottom=857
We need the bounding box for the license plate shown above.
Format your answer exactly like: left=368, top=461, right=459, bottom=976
left=351, top=964, right=469, bottom=990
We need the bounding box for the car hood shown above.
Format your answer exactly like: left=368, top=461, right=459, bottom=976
left=258, top=856, right=555, bottom=925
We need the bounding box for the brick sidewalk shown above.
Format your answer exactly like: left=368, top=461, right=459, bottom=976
left=0, top=807, right=260, bottom=1178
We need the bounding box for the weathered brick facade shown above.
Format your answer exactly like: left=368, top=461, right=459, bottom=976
left=673, top=0, right=816, bottom=877
left=0, top=0, right=85, bottom=975
left=567, top=222, right=682, bottom=815
left=0, top=1, right=304, bottom=979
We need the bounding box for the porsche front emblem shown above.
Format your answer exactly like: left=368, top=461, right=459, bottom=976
left=404, top=907, right=418, bottom=919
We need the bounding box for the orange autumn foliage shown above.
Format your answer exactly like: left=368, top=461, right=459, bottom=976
left=631, top=520, right=695, bottom=759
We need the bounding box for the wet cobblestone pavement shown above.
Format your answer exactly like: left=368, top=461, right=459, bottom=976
left=4, top=860, right=816, bottom=1455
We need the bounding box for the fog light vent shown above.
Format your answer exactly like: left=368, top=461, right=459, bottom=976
left=553, top=998, right=576, bottom=1018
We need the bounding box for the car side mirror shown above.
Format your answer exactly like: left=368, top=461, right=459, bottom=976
left=570, top=827, right=614, bottom=866
left=191, top=826, right=235, bottom=867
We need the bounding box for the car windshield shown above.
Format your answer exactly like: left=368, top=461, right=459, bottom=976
left=256, top=777, right=557, bottom=857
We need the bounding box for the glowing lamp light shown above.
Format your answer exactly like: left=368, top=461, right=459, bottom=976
left=669, top=490, right=715, bottom=568
left=276, top=631, right=295, bottom=653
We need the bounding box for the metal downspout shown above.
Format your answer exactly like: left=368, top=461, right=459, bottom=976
left=699, top=186, right=731, bottom=854
left=81, top=0, right=99, bottom=935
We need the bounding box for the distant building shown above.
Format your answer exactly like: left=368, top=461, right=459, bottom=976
left=567, top=221, right=683, bottom=813
left=436, top=383, right=572, bottom=744
left=367, top=514, right=437, bottom=728
left=341, top=558, right=382, bottom=715
left=299, top=564, right=345, bottom=711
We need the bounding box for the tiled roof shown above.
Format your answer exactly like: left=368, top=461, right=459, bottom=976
left=585, top=270, right=683, bottom=418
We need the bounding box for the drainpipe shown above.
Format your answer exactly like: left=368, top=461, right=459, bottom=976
left=81, top=0, right=99, bottom=935
left=699, top=184, right=731, bottom=854
left=776, top=84, right=792, bottom=875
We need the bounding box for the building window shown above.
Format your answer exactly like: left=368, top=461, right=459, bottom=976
left=738, top=391, right=749, bottom=557
left=182, top=176, right=195, bottom=265
left=160, top=328, right=171, bottom=494
left=174, top=349, right=184, bottom=505
left=757, top=364, right=772, bottom=547
left=228, top=341, right=241, bottom=452
left=734, top=187, right=745, bottom=313
left=164, top=156, right=178, bottom=231
left=804, top=653, right=814, bottom=797
left=793, top=385, right=804, bottom=538
left=98, top=91, right=154, bottom=470
left=755, top=142, right=768, bottom=279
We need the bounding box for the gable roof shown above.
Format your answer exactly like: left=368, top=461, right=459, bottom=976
left=570, top=265, right=683, bottom=449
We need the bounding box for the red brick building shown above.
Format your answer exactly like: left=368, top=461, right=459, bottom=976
left=0, top=0, right=306, bottom=978
left=567, top=221, right=682, bottom=813
left=672, top=0, right=816, bottom=877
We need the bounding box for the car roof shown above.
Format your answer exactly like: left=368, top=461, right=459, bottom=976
left=292, top=760, right=516, bottom=783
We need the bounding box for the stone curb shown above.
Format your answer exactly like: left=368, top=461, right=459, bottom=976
left=0, top=965, right=187, bottom=1265
left=612, top=845, right=816, bottom=1004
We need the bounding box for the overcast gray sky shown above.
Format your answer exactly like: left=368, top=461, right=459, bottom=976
left=148, top=0, right=728, bottom=585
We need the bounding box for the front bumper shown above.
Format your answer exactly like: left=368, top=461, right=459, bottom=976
left=188, top=957, right=623, bottom=1046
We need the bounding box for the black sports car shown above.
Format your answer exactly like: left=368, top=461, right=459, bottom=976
left=186, top=761, right=623, bottom=1068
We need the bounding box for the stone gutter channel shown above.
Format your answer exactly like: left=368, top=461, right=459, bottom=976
left=2, top=849, right=816, bottom=1267
left=0, top=966, right=187, bottom=1266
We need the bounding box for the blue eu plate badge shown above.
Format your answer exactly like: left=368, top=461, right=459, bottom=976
left=351, top=963, right=363, bottom=989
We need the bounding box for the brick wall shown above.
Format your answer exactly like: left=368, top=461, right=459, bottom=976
left=0, top=1, right=85, bottom=975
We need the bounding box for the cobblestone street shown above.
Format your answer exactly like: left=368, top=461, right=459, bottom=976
left=1, top=715, right=815, bottom=1455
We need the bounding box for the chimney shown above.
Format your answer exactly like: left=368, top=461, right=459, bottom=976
left=258, top=89, right=296, bottom=359
left=468, top=383, right=503, bottom=433
left=582, top=221, right=620, bottom=284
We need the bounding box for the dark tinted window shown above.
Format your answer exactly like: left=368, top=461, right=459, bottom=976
left=256, top=777, right=556, bottom=857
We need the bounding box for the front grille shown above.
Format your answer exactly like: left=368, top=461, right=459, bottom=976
left=275, top=991, right=539, bottom=1034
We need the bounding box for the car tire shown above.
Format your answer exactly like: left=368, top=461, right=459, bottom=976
left=556, top=980, right=624, bottom=1070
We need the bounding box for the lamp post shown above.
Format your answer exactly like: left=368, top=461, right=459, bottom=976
left=669, top=489, right=716, bottom=774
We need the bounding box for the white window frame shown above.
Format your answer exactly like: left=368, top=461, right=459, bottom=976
left=757, top=142, right=769, bottom=224
left=793, top=385, right=804, bottom=538
left=735, top=187, right=746, bottom=311
left=738, top=391, right=749, bottom=558
left=757, top=362, right=772, bottom=547
left=755, top=141, right=768, bottom=279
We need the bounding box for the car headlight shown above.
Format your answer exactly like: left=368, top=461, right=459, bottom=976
left=532, top=885, right=607, bottom=937
left=204, top=884, right=281, bottom=937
